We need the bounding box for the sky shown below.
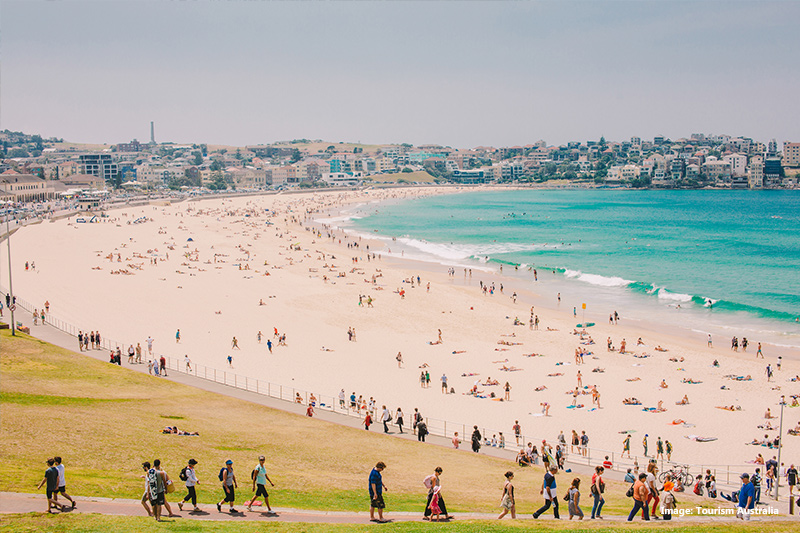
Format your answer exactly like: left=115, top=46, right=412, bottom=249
left=1, top=0, right=799, bottom=148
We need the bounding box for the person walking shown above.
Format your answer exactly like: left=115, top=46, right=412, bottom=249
left=622, top=434, right=631, bottom=458
left=178, top=459, right=200, bottom=512
left=395, top=407, right=404, bottom=434
left=590, top=465, right=605, bottom=519
left=145, top=459, right=167, bottom=522
left=216, top=460, right=238, bottom=513
left=381, top=405, right=391, bottom=433
left=513, top=420, right=521, bottom=446
left=736, top=473, right=755, bottom=520
left=645, top=462, right=660, bottom=519
left=498, top=471, right=516, bottom=519
left=471, top=426, right=482, bottom=453
left=369, top=462, right=388, bottom=523
left=417, top=419, right=428, bottom=442
left=36, top=458, right=66, bottom=513
left=53, top=457, right=76, bottom=509
left=568, top=477, right=583, bottom=520
left=532, top=466, right=560, bottom=519
left=248, top=455, right=275, bottom=513
left=423, top=466, right=450, bottom=520
left=787, top=464, right=798, bottom=496
left=627, top=473, right=650, bottom=521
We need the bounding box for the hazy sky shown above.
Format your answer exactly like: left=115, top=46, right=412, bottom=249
left=2, top=0, right=799, bottom=148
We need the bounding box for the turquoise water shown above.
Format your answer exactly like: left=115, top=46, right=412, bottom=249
left=345, top=189, right=800, bottom=347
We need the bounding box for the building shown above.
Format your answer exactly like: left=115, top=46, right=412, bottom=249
left=321, top=172, right=362, bottom=186
left=451, top=169, right=486, bottom=184
left=60, top=173, right=106, bottom=190
left=764, top=158, right=783, bottom=187
left=0, top=173, right=56, bottom=202
left=722, top=153, right=748, bottom=177
left=783, top=142, right=800, bottom=167
left=79, top=154, right=118, bottom=184
left=116, top=139, right=142, bottom=153
left=702, top=158, right=732, bottom=183
left=57, top=161, right=79, bottom=179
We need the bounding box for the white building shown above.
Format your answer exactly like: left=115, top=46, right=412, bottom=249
left=722, top=153, right=748, bottom=177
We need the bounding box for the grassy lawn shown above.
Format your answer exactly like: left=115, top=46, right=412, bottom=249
left=0, top=330, right=726, bottom=518
left=1, top=513, right=796, bottom=533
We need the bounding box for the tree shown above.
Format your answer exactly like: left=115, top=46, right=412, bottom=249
left=290, top=149, right=301, bottom=163
left=208, top=172, right=227, bottom=190
left=210, top=160, right=224, bottom=171
left=8, top=147, right=29, bottom=158
left=192, top=151, right=203, bottom=166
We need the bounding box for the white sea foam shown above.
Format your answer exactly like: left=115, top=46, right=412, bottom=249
left=655, top=288, right=693, bottom=303
left=563, top=269, right=633, bottom=288
left=394, top=238, right=538, bottom=262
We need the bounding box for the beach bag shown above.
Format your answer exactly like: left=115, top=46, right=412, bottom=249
left=165, top=479, right=175, bottom=494
left=562, top=491, right=570, bottom=502
left=626, top=484, right=635, bottom=498
left=179, top=467, right=188, bottom=482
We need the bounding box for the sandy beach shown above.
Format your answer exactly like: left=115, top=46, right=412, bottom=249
left=5, top=187, right=799, bottom=467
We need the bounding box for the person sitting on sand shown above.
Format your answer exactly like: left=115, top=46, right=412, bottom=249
left=660, top=379, right=668, bottom=389
left=765, top=408, right=774, bottom=419
left=656, top=400, right=666, bottom=412
left=637, top=337, right=645, bottom=345
left=677, top=395, right=689, bottom=405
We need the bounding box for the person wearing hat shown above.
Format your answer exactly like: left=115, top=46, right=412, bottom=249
left=248, top=455, right=275, bottom=513
left=217, top=460, right=238, bottom=513
left=736, top=473, right=755, bottom=520
left=178, top=459, right=200, bottom=512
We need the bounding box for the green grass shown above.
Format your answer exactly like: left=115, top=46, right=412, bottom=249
left=0, top=330, right=730, bottom=517
left=1, top=513, right=798, bottom=533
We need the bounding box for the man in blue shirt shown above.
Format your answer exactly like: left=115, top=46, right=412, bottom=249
left=737, top=473, right=755, bottom=521
left=532, top=466, right=560, bottom=519
left=369, top=462, right=388, bottom=523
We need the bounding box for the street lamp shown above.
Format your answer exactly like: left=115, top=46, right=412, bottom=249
left=776, top=395, right=785, bottom=501
left=4, top=206, right=16, bottom=336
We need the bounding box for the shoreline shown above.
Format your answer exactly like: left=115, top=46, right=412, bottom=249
left=5, top=187, right=799, bottom=466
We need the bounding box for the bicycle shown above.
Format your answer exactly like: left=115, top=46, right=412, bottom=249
left=659, top=464, right=693, bottom=486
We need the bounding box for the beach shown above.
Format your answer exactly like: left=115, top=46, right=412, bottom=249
left=5, top=187, right=799, bottom=466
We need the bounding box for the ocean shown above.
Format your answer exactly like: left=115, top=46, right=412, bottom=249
left=343, top=189, right=800, bottom=350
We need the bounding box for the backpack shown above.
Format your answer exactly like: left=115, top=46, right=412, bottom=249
left=423, top=475, right=435, bottom=490
left=218, top=467, right=227, bottom=482
left=252, top=469, right=258, bottom=481
left=179, top=467, right=188, bottom=482
left=693, top=480, right=703, bottom=496
left=626, top=484, right=635, bottom=498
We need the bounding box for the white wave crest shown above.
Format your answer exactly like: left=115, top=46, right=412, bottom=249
left=563, top=269, right=633, bottom=287
left=655, top=288, right=692, bottom=303
left=395, top=238, right=538, bottom=262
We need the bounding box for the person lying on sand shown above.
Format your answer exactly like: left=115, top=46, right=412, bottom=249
left=500, top=365, right=521, bottom=372
left=482, top=378, right=500, bottom=386
left=419, top=363, right=430, bottom=368
left=626, top=377, right=641, bottom=382
left=534, top=386, right=547, bottom=391
left=546, top=327, right=558, bottom=331
left=592, top=367, right=605, bottom=373
left=654, top=345, right=668, bottom=352
left=497, top=340, right=522, bottom=346
left=681, top=378, right=702, bottom=384
left=452, top=350, right=466, bottom=354
left=547, top=372, right=564, bottom=377
left=623, top=398, right=642, bottom=405
left=716, top=405, right=742, bottom=411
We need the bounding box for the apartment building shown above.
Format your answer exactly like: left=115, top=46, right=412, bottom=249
left=783, top=142, right=800, bottom=167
